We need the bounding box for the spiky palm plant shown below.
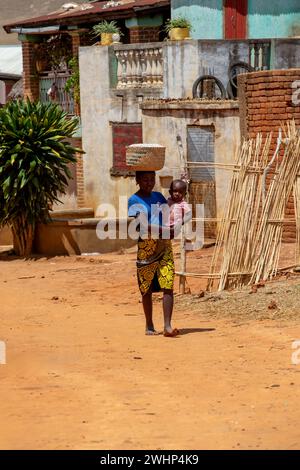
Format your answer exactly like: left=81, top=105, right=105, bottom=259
left=0, top=99, right=80, bottom=256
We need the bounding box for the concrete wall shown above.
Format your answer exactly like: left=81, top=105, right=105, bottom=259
left=163, top=39, right=300, bottom=97
left=34, top=218, right=136, bottom=256
left=141, top=100, right=240, bottom=219
left=248, top=1, right=300, bottom=39
left=79, top=45, right=163, bottom=217
left=171, top=0, right=223, bottom=40
left=171, top=0, right=300, bottom=39
left=0, top=226, right=13, bottom=245
left=79, top=39, right=300, bottom=215
left=273, top=39, right=300, bottom=69
left=163, top=40, right=249, bottom=98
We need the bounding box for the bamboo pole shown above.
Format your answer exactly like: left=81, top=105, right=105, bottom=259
left=293, top=175, right=300, bottom=266
left=176, top=135, right=188, bottom=294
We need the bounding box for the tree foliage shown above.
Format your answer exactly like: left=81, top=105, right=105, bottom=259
left=0, top=99, right=81, bottom=256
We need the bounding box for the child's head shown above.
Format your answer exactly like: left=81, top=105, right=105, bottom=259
left=169, top=179, right=187, bottom=203
left=136, top=171, right=156, bottom=195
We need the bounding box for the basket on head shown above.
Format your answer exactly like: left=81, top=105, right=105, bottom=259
left=126, top=144, right=165, bottom=171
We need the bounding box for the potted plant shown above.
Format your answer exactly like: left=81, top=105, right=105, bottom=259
left=92, top=20, right=122, bottom=46
left=164, top=16, right=192, bottom=41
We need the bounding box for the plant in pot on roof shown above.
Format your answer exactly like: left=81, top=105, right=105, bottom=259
left=92, top=20, right=123, bottom=46
left=164, top=16, right=192, bottom=41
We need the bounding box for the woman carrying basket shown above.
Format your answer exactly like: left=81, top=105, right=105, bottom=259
left=128, top=171, right=179, bottom=337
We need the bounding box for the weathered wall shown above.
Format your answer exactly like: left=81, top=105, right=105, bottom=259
left=248, top=1, right=300, bottom=38
left=0, top=226, right=13, bottom=245
left=238, top=68, right=300, bottom=242
left=171, top=0, right=223, bottom=40
left=34, top=218, right=135, bottom=255
left=141, top=100, right=240, bottom=219
left=238, top=68, right=300, bottom=140
left=79, top=45, right=163, bottom=217
left=273, top=39, right=300, bottom=69
left=163, top=39, right=300, bottom=98
left=79, top=40, right=300, bottom=215
left=163, top=40, right=249, bottom=98
left=171, top=0, right=300, bottom=39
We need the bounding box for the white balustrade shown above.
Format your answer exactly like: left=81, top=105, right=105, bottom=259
left=249, top=41, right=271, bottom=71
left=114, top=45, right=163, bottom=89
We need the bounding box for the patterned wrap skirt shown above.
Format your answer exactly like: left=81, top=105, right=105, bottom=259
left=136, top=238, right=175, bottom=295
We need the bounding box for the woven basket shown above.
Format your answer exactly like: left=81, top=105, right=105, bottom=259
left=126, top=144, right=165, bottom=171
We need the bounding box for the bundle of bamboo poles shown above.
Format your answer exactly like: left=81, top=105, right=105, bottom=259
left=294, top=176, right=300, bottom=266
left=251, top=122, right=300, bottom=284
left=208, top=133, right=271, bottom=291
left=208, top=121, right=300, bottom=291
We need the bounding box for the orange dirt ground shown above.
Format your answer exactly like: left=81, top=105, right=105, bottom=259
left=0, top=244, right=300, bottom=450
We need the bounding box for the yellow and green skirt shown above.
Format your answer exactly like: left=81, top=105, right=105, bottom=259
left=136, top=238, right=174, bottom=295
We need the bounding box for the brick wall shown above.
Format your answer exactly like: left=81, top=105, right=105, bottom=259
left=129, top=26, right=160, bottom=44
left=71, top=137, right=85, bottom=208
left=22, top=41, right=39, bottom=101
left=4, top=80, right=15, bottom=100
left=238, top=69, right=300, bottom=242
left=111, top=123, right=142, bottom=176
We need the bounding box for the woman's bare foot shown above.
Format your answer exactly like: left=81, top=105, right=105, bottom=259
left=163, top=327, right=179, bottom=337
left=145, top=328, right=159, bottom=336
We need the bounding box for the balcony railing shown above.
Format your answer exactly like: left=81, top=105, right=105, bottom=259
left=39, top=71, right=74, bottom=114
left=113, top=43, right=163, bottom=89
left=249, top=40, right=271, bottom=70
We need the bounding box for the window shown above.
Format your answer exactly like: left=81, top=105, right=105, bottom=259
left=111, top=122, right=142, bottom=176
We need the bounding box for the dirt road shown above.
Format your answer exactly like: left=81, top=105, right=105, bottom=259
left=0, top=249, right=300, bottom=450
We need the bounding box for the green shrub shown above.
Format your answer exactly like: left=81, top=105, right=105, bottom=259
left=0, top=99, right=81, bottom=256
left=164, top=16, right=192, bottom=32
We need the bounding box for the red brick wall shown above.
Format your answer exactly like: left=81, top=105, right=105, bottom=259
left=238, top=69, right=300, bottom=242
left=4, top=80, right=15, bottom=100
left=71, top=137, right=85, bottom=208
left=22, top=41, right=39, bottom=101
left=22, top=39, right=84, bottom=208
left=129, top=26, right=160, bottom=44
left=112, top=123, right=142, bottom=175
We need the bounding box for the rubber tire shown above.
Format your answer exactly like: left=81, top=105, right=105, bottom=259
left=192, top=74, right=226, bottom=99
left=229, top=61, right=254, bottom=89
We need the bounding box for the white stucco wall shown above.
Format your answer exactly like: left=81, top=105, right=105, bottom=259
left=79, top=45, right=163, bottom=217
left=141, top=101, right=240, bottom=219
left=79, top=42, right=241, bottom=217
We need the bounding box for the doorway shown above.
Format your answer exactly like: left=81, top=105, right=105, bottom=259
left=224, top=0, right=247, bottom=39
left=187, top=125, right=217, bottom=240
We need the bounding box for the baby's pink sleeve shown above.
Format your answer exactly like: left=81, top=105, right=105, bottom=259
left=182, top=201, right=192, bottom=214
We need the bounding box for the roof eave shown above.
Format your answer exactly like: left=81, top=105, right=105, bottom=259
left=0, top=72, right=22, bottom=80
left=3, top=1, right=170, bottom=34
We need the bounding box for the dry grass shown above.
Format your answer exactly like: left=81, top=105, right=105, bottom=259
left=176, top=274, right=300, bottom=321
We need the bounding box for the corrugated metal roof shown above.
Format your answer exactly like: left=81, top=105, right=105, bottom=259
left=0, top=46, right=22, bottom=76
left=4, top=0, right=170, bottom=32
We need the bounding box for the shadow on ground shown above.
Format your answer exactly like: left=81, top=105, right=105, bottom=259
left=179, top=327, right=216, bottom=335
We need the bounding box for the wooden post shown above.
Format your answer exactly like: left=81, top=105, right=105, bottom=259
left=294, top=175, right=300, bottom=266
left=176, top=135, right=188, bottom=294
left=179, top=228, right=186, bottom=294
